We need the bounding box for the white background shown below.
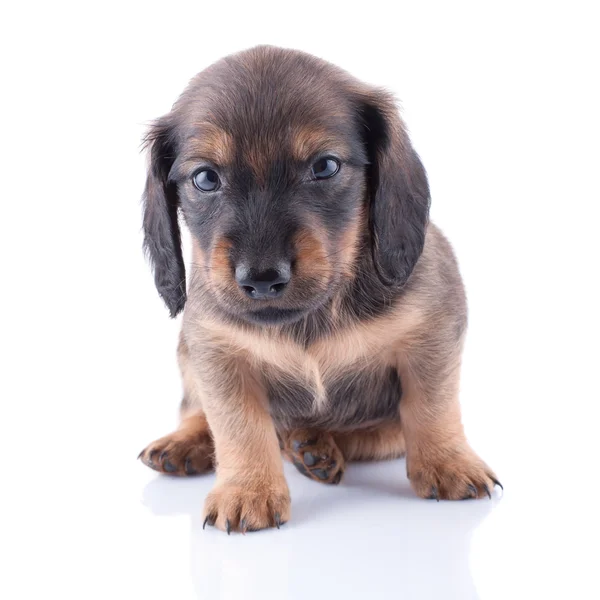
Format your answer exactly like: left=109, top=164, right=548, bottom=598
left=1, top=1, right=599, bottom=599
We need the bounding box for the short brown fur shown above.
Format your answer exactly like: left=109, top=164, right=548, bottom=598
left=139, top=46, right=499, bottom=533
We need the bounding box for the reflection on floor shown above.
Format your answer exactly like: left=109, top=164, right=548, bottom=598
left=142, top=459, right=498, bottom=599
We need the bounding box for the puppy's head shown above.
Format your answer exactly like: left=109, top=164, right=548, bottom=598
left=142, top=46, right=429, bottom=324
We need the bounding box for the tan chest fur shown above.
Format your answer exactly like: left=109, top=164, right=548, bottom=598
left=195, top=302, right=425, bottom=411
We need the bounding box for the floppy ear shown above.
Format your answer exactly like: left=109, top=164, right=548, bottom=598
left=142, top=116, right=186, bottom=317
left=360, top=90, right=430, bottom=286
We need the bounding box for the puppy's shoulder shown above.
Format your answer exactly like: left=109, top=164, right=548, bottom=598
left=406, top=222, right=464, bottom=291
left=401, top=221, right=467, bottom=332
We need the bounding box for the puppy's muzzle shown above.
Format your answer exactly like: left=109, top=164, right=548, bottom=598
left=235, top=263, right=291, bottom=299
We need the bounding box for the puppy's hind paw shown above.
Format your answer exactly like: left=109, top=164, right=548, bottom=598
left=285, top=429, right=345, bottom=485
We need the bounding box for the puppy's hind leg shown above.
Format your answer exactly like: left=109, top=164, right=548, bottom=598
left=138, top=333, right=214, bottom=476
left=284, top=420, right=406, bottom=485
left=334, top=419, right=406, bottom=462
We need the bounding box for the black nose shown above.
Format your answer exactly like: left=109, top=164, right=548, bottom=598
left=235, top=265, right=291, bottom=299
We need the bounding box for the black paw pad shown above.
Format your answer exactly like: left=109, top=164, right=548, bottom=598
left=184, top=458, right=197, bottom=475
left=312, top=468, right=329, bottom=480
left=303, top=452, right=317, bottom=466
left=163, top=459, right=177, bottom=473
left=292, top=458, right=309, bottom=476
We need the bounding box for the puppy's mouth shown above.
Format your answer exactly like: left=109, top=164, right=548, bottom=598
left=245, top=306, right=306, bottom=325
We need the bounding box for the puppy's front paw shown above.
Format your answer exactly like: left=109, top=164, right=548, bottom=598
left=203, top=479, right=291, bottom=534
left=408, top=447, right=501, bottom=500
left=138, top=429, right=214, bottom=476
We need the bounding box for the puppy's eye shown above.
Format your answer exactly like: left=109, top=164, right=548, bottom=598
left=312, top=157, right=340, bottom=180
left=193, top=169, right=220, bottom=192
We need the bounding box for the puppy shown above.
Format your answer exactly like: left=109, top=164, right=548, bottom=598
left=138, top=45, right=500, bottom=533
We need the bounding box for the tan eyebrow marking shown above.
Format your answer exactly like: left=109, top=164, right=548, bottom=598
left=186, top=124, right=234, bottom=166
left=290, top=126, right=350, bottom=162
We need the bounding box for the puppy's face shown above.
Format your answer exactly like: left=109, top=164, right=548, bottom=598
left=170, top=74, right=368, bottom=326
left=143, top=47, right=430, bottom=324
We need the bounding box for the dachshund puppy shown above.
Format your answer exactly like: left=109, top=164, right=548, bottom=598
left=138, top=45, right=500, bottom=533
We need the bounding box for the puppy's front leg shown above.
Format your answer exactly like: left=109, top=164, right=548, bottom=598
left=399, top=348, right=501, bottom=500
left=195, top=348, right=290, bottom=533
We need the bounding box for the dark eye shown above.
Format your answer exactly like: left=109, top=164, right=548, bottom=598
left=312, top=157, right=340, bottom=179
left=193, top=169, right=220, bottom=192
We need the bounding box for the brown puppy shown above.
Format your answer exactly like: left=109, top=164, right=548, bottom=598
left=138, top=45, right=500, bottom=533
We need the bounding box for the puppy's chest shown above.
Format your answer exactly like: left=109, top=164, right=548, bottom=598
left=265, top=364, right=402, bottom=431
